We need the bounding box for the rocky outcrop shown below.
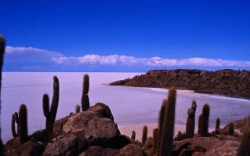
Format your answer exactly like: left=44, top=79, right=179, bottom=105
left=174, top=135, right=240, bottom=156
left=4, top=102, right=247, bottom=156
left=4, top=103, right=144, bottom=156
left=110, top=69, right=250, bottom=98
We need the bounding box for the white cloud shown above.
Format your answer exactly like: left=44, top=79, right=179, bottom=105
left=52, top=54, right=250, bottom=68
left=6, top=46, right=63, bottom=57
left=5, top=46, right=250, bottom=70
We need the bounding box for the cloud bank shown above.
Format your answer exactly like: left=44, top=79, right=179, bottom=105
left=4, top=46, right=250, bottom=71
left=52, top=54, right=250, bottom=68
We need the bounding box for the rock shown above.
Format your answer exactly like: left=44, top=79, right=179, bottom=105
left=110, top=69, right=250, bottom=98
left=174, top=135, right=240, bottom=156
left=42, top=133, right=86, bottom=156
left=5, top=140, right=45, bottom=156
left=79, top=144, right=145, bottom=156
left=119, top=144, right=145, bottom=156
left=63, top=103, right=115, bottom=134
left=85, top=117, right=119, bottom=144
left=79, top=146, right=119, bottom=156
left=53, top=115, right=70, bottom=136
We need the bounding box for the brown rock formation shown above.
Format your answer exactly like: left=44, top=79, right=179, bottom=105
left=4, top=103, right=144, bottom=156
left=110, top=69, right=250, bottom=98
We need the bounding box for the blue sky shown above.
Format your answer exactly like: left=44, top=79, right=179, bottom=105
left=1, top=0, right=250, bottom=71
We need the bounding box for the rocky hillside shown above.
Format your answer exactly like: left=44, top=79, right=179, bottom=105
left=4, top=103, right=248, bottom=156
left=4, top=103, right=145, bottom=156
left=110, top=69, right=250, bottom=98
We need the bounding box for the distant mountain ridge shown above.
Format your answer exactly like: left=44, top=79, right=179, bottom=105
left=110, top=69, right=250, bottom=98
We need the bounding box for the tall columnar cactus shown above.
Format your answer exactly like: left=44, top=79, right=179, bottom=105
left=186, top=100, right=197, bottom=137
left=18, top=104, right=28, bottom=144
left=237, top=116, right=250, bottom=156
left=153, top=128, right=159, bottom=154
left=43, top=76, right=59, bottom=133
left=215, top=118, right=220, bottom=134
left=11, top=112, right=19, bottom=137
left=131, top=131, right=136, bottom=140
left=199, top=104, right=210, bottom=137
left=159, top=87, right=176, bottom=156
left=158, top=99, right=167, bottom=155
left=142, top=125, right=148, bottom=145
left=0, top=35, right=6, bottom=152
left=81, top=74, right=90, bottom=111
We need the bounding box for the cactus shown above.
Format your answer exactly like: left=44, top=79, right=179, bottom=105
left=186, top=100, right=197, bottom=137
left=153, top=128, right=159, bottom=154
left=215, top=118, right=220, bottom=134
left=131, top=131, right=136, bottom=140
left=0, top=35, right=6, bottom=152
left=43, top=76, right=59, bottom=133
left=142, top=125, right=148, bottom=145
left=159, top=87, right=176, bottom=156
left=199, top=104, right=210, bottom=137
left=198, top=114, right=202, bottom=135
left=158, top=99, right=167, bottom=155
left=237, top=116, right=250, bottom=156
left=81, top=74, right=90, bottom=111
left=238, top=128, right=250, bottom=156
left=18, top=104, right=28, bottom=144
left=228, top=122, right=234, bottom=135
left=11, top=112, right=19, bottom=137
left=75, top=104, right=80, bottom=113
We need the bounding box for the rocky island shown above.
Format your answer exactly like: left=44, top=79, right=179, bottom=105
left=110, top=69, right=250, bottom=99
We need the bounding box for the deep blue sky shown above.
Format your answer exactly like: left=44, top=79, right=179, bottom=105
left=1, top=0, right=250, bottom=71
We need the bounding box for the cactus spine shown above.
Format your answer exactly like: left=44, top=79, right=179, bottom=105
left=81, top=74, right=90, bottom=111
left=186, top=100, right=197, bottom=137
left=11, top=112, right=19, bottom=138
left=198, top=104, right=210, bottom=137
left=215, top=118, right=220, bottom=134
left=159, top=87, right=176, bottom=156
left=131, top=131, right=136, bottom=140
left=43, top=76, right=59, bottom=133
left=75, top=104, right=80, bottom=113
left=142, top=125, right=148, bottom=145
left=18, top=104, right=28, bottom=144
left=153, top=128, right=159, bottom=154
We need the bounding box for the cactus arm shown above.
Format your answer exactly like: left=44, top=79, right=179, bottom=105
left=51, top=76, right=59, bottom=122
left=11, top=113, right=18, bottom=137
left=43, top=94, right=50, bottom=118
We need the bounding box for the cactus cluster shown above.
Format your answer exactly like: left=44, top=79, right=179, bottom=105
left=81, top=74, right=90, bottom=111
left=43, top=76, right=60, bottom=133
left=186, top=100, right=197, bottom=137
left=198, top=104, right=210, bottom=137
left=11, top=104, right=28, bottom=144
left=158, top=87, right=176, bottom=156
